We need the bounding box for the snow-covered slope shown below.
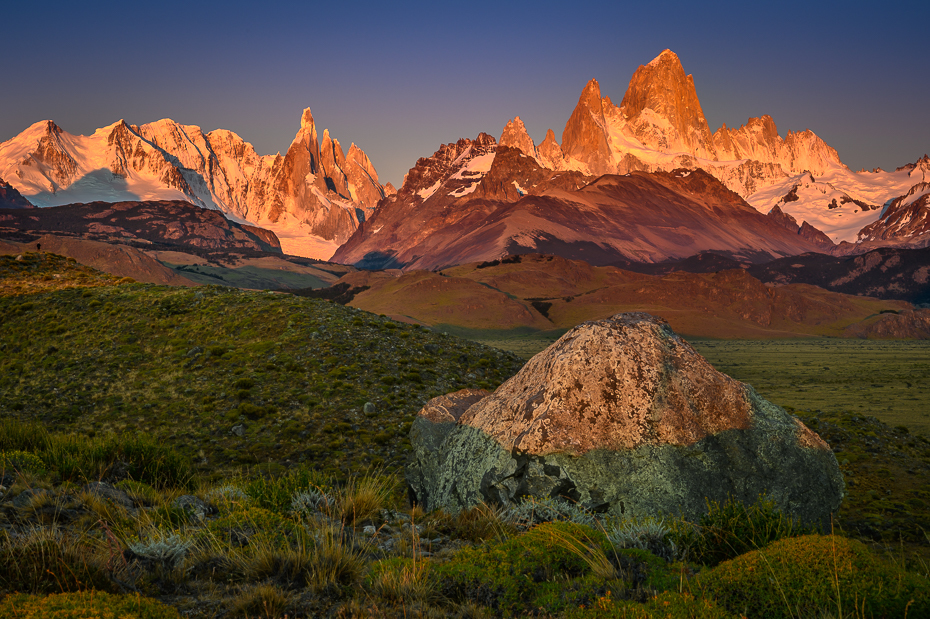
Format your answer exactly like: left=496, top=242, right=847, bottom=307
left=0, top=110, right=388, bottom=258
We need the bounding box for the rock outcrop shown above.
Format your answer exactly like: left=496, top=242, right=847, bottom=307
left=407, top=313, right=844, bottom=528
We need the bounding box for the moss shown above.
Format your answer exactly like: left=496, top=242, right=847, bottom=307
left=0, top=591, right=182, bottom=618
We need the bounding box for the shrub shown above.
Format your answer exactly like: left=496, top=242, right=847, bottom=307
left=435, top=521, right=613, bottom=615
left=0, top=591, right=181, bottom=618
left=1, top=449, right=47, bottom=475
left=691, top=494, right=815, bottom=566
left=698, top=534, right=930, bottom=619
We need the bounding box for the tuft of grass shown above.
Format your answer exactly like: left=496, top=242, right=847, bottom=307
left=227, top=583, right=294, bottom=618
left=690, top=494, right=816, bottom=566
left=0, top=526, right=120, bottom=594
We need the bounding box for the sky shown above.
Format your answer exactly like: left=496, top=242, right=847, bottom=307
left=2, top=0, right=928, bottom=188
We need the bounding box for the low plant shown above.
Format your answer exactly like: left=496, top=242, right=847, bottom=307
left=306, top=524, right=368, bottom=591
left=243, top=466, right=327, bottom=514
left=127, top=529, right=195, bottom=567
left=366, top=556, right=439, bottom=605
left=606, top=516, right=682, bottom=563
left=227, top=583, right=294, bottom=618
left=503, top=495, right=598, bottom=530
left=697, top=534, right=930, bottom=619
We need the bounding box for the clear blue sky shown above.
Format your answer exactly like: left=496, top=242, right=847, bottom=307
left=3, top=0, right=928, bottom=187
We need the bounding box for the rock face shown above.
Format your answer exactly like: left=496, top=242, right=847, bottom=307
left=407, top=313, right=844, bottom=528
left=0, top=110, right=388, bottom=258
left=499, top=117, right=537, bottom=160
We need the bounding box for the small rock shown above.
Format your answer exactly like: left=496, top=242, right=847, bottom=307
left=363, top=402, right=376, bottom=415
left=11, top=488, right=54, bottom=509
left=173, top=495, right=216, bottom=522
left=231, top=424, right=245, bottom=437
left=82, top=481, right=135, bottom=510
left=363, top=525, right=377, bottom=536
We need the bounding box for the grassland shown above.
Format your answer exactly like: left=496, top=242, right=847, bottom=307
left=1, top=253, right=929, bottom=617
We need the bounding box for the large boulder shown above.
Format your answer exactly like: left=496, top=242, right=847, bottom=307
left=406, top=313, right=844, bottom=528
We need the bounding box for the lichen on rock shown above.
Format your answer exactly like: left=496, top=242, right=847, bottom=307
left=406, top=313, right=844, bottom=529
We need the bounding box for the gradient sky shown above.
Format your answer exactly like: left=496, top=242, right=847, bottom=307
left=3, top=0, right=928, bottom=188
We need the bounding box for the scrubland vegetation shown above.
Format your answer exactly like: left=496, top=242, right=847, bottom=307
left=1, top=253, right=928, bottom=617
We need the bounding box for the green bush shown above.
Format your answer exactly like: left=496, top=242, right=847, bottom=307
left=1, top=449, right=47, bottom=475
left=690, top=494, right=815, bottom=566
left=0, top=591, right=181, bottom=618
left=698, top=534, right=930, bottom=619
left=435, top=521, right=677, bottom=616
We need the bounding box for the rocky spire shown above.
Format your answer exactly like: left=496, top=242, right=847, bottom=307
left=499, top=116, right=537, bottom=160
left=320, top=129, right=350, bottom=198
left=561, top=78, right=613, bottom=175
left=537, top=129, right=564, bottom=170
left=619, top=49, right=717, bottom=159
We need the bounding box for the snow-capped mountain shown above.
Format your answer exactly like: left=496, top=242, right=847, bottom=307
left=0, top=109, right=390, bottom=258
left=506, top=49, right=928, bottom=246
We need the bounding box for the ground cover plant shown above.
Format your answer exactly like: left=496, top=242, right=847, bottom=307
left=1, top=254, right=928, bottom=617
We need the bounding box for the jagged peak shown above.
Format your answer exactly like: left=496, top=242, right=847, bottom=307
left=300, top=108, right=315, bottom=129
left=579, top=78, right=603, bottom=105
left=647, top=48, right=681, bottom=68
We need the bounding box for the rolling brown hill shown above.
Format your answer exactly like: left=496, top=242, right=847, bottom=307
left=322, top=253, right=915, bottom=339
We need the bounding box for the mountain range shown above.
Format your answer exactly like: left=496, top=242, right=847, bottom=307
left=0, top=110, right=392, bottom=259
left=1, top=49, right=928, bottom=268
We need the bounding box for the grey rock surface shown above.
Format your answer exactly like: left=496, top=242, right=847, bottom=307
left=407, top=313, right=844, bottom=529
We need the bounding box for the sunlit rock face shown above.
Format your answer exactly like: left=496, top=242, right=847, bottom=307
left=407, top=313, right=844, bottom=529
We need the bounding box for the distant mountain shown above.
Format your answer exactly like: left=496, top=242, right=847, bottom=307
left=0, top=177, right=33, bottom=209
left=0, top=110, right=391, bottom=258
left=0, top=200, right=282, bottom=259
left=491, top=49, right=929, bottom=248
left=332, top=138, right=828, bottom=270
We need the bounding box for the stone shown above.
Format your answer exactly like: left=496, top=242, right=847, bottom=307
left=82, top=481, right=135, bottom=510
left=406, top=313, right=844, bottom=529
left=231, top=424, right=246, bottom=437
left=173, top=495, right=216, bottom=522
left=363, top=402, right=377, bottom=415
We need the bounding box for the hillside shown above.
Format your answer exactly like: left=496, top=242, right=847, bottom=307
left=0, top=254, right=524, bottom=478
left=316, top=253, right=915, bottom=339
